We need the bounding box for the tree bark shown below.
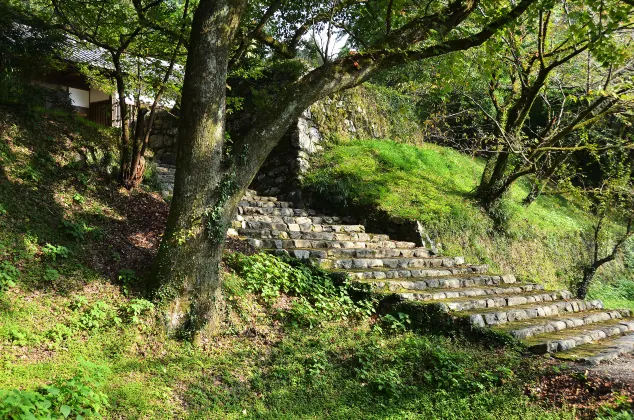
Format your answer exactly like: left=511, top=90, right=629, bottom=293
left=577, top=266, right=597, bottom=299
left=149, top=0, right=537, bottom=338
left=150, top=0, right=246, bottom=339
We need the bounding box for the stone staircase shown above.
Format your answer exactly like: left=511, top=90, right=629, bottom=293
left=156, top=165, right=634, bottom=365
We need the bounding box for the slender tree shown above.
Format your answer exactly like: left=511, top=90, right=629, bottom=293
left=577, top=176, right=634, bottom=298
left=29, top=0, right=189, bottom=188
left=471, top=1, right=634, bottom=209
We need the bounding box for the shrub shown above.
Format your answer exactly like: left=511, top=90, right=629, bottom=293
left=45, top=323, right=74, bottom=348
left=381, top=312, right=411, bottom=334
left=61, top=220, right=102, bottom=242
left=120, top=299, right=154, bottom=324
left=226, top=252, right=375, bottom=327
left=42, top=244, right=70, bottom=261
left=0, top=371, right=109, bottom=419
left=76, top=301, right=121, bottom=331
left=117, top=269, right=137, bottom=297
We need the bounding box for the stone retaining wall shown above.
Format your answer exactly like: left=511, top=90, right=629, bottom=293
left=148, top=110, right=179, bottom=165
left=148, top=85, right=422, bottom=199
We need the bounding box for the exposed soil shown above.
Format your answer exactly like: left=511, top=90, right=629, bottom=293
left=84, top=183, right=169, bottom=280
left=83, top=183, right=256, bottom=283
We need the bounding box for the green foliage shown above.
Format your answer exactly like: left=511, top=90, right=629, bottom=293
left=117, top=269, right=137, bottom=297
left=0, top=2, right=69, bottom=111
left=589, top=278, right=634, bottom=310
left=0, top=261, right=18, bottom=293
left=626, top=239, right=634, bottom=270
left=61, top=220, right=102, bottom=242
left=19, top=164, right=41, bottom=183
left=76, top=301, right=121, bottom=332
left=353, top=332, right=516, bottom=400
left=0, top=370, right=109, bottom=419
left=43, top=268, right=60, bottom=282
left=6, top=327, right=37, bottom=347
left=486, top=196, right=517, bottom=232
left=45, top=323, right=74, bottom=348
left=381, top=312, right=411, bottom=334
left=120, top=299, right=154, bottom=324
left=597, top=394, right=634, bottom=420
left=226, top=252, right=375, bottom=327
left=72, top=193, right=85, bottom=205
left=42, top=244, right=69, bottom=261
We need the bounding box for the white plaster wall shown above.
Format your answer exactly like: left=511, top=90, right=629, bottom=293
left=69, top=87, right=89, bottom=108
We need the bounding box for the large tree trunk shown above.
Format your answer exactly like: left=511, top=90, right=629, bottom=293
left=577, top=266, right=597, bottom=299
left=477, top=152, right=510, bottom=210
left=150, top=0, right=246, bottom=339
left=148, top=0, right=537, bottom=339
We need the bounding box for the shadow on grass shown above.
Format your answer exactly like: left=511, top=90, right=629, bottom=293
left=0, top=105, right=169, bottom=295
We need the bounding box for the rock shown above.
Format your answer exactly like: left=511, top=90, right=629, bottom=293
left=150, top=135, right=164, bottom=148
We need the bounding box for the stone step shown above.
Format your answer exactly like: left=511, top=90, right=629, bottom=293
left=241, top=194, right=280, bottom=202
left=238, top=229, right=392, bottom=242
left=319, top=256, right=466, bottom=270
left=382, top=283, right=544, bottom=301
left=236, top=214, right=343, bottom=225
left=360, top=274, right=516, bottom=291
left=436, top=290, right=574, bottom=313
left=555, top=332, right=634, bottom=365
left=237, top=206, right=320, bottom=217
left=494, top=309, right=632, bottom=339
left=466, top=298, right=604, bottom=327
left=247, top=238, right=418, bottom=251
left=342, top=265, right=489, bottom=280
left=278, top=249, right=458, bottom=266
left=274, top=246, right=433, bottom=259
left=156, top=166, right=176, bottom=174
left=234, top=221, right=365, bottom=233
left=238, top=199, right=295, bottom=208
left=524, top=318, right=634, bottom=354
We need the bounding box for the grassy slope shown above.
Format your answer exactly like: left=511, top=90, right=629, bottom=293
left=304, top=138, right=632, bottom=295
left=0, top=108, right=585, bottom=418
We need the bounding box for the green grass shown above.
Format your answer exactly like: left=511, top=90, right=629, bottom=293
left=589, top=277, right=634, bottom=311
left=305, top=138, right=590, bottom=239
left=0, top=104, right=616, bottom=419
left=0, top=275, right=575, bottom=419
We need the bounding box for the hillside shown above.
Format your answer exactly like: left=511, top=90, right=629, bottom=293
left=304, top=138, right=634, bottom=306
left=1, top=109, right=632, bottom=417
